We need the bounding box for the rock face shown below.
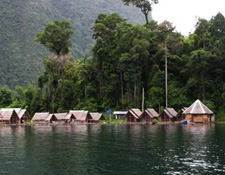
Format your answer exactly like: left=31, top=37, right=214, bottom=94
left=0, top=0, right=147, bottom=89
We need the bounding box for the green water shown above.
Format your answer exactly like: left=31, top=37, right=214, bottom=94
left=0, top=124, right=225, bottom=175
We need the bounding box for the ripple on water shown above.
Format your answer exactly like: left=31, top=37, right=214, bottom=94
left=0, top=124, right=225, bottom=175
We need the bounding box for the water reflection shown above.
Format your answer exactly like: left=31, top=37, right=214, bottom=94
left=0, top=124, right=225, bottom=174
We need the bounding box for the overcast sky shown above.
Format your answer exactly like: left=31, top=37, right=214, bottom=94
left=152, top=0, right=225, bottom=36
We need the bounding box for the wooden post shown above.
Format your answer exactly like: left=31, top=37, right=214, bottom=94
left=142, top=87, right=144, bottom=112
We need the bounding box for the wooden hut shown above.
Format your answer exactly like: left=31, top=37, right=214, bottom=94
left=140, top=108, right=159, bottom=123
left=0, top=108, right=31, bottom=123
left=54, top=113, right=76, bottom=123
left=183, top=99, right=214, bottom=123
left=32, top=113, right=57, bottom=123
left=176, top=107, right=187, bottom=121
left=159, top=108, right=178, bottom=122
left=124, top=108, right=142, bottom=122
left=113, top=111, right=127, bottom=119
left=89, top=113, right=105, bottom=123
left=69, top=110, right=92, bottom=123
left=65, top=113, right=76, bottom=123
left=46, top=114, right=58, bottom=123
left=54, top=113, right=68, bottom=123
left=0, top=110, right=19, bottom=124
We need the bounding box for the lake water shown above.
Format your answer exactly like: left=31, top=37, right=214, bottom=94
left=0, top=124, right=225, bottom=175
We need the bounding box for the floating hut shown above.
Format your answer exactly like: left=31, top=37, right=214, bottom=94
left=140, top=108, right=159, bottom=123
left=54, top=113, right=76, bottom=123
left=124, top=108, right=142, bottom=122
left=65, top=113, right=76, bottom=123
left=176, top=107, right=187, bottom=121
left=113, top=111, right=127, bottom=119
left=0, top=108, right=31, bottom=123
left=159, top=108, right=178, bottom=122
left=69, top=110, right=92, bottom=123
left=183, top=99, right=215, bottom=123
left=46, top=114, right=58, bottom=123
left=32, top=113, right=57, bottom=123
left=0, top=110, right=19, bottom=124
left=89, top=113, right=105, bottom=123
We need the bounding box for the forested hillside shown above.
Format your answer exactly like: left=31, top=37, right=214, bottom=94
left=1, top=12, right=225, bottom=120
left=0, top=0, right=145, bottom=89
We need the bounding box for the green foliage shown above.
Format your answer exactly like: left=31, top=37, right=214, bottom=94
left=0, top=88, right=13, bottom=107
left=0, top=0, right=145, bottom=89
left=35, top=20, right=74, bottom=56
left=3, top=12, right=225, bottom=121
left=122, top=0, right=158, bottom=24
left=158, top=117, right=162, bottom=122
left=153, top=119, right=158, bottom=123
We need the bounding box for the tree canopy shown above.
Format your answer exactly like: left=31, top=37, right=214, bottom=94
left=122, top=0, right=158, bottom=24
left=35, top=20, right=74, bottom=56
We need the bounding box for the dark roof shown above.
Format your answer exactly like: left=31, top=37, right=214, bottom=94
left=183, top=99, right=213, bottom=114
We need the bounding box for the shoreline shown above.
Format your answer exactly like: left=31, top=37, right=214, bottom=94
left=0, top=122, right=220, bottom=127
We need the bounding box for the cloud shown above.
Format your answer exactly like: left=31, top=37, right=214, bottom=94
left=152, top=0, right=225, bottom=36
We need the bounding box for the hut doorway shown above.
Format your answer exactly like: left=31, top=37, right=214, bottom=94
left=11, top=115, right=18, bottom=124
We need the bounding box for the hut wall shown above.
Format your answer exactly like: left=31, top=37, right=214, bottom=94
left=177, top=114, right=185, bottom=121
left=126, top=115, right=139, bottom=122
left=141, top=114, right=153, bottom=122
left=185, top=114, right=193, bottom=122
left=211, top=115, right=215, bottom=122
left=193, top=114, right=210, bottom=123
left=4, top=120, right=11, bottom=124
left=161, top=114, right=170, bottom=122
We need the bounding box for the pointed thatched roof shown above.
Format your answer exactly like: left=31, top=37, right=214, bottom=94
left=90, top=113, right=105, bottom=121
left=69, top=110, right=91, bottom=121
left=46, top=114, right=57, bottom=121
left=161, top=108, right=178, bottom=118
left=32, top=112, right=50, bottom=121
left=54, top=113, right=68, bottom=120
left=143, top=108, right=159, bottom=118
left=125, top=108, right=142, bottom=119
left=0, top=108, right=30, bottom=119
left=0, top=110, right=19, bottom=121
left=65, top=113, right=75, bottom=120
left=183, top=99, right=214, bottom=114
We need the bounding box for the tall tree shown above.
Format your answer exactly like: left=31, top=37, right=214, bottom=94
left=121, top=0, right=158, bottom=24
left=35, top=20, right=74, bottom=56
